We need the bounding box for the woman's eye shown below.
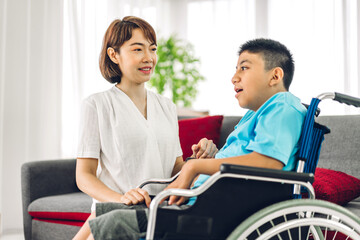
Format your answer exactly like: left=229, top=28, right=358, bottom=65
left=134, top=49, right=142, bottom=52
left=241, top=66, right=247, bottom=71
left=151, top=48, right=157, bottom=52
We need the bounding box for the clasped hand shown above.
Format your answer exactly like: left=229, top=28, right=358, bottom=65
left=191, top=138, right=218, bottom=159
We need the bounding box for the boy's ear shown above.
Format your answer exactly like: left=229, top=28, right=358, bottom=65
left=269, top=67, right=284, bottom=87
left=107, top=47, right=119, bottom=64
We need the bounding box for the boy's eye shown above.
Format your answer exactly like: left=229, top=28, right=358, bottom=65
left=240, top=66, right=248, bottom=71
left=134, top=48, right=142, bottom=52
left=151, top=48, right=157, bottom=52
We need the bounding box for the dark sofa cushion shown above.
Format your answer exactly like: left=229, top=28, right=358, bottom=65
left=314, top=168, right=360, bottom=205
left=178, top=115, right=223, bottom=159
left=317, top=115, right=360, bottom=180
left=33, top=218, right=85, bottom=227
left=32, top=219, right=81, bottom=239
left=28, top=192, right=91, bottom=222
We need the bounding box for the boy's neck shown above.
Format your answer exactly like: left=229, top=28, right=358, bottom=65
left=253, top=89, right=287, bottom=112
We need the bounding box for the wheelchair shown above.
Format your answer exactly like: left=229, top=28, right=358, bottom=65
left=139, top=92, right=360, bottom=240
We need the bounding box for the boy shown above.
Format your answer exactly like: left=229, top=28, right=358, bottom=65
left=167, top=38, right=306, bottom=205
left=87, top=38, right=306, bottom=239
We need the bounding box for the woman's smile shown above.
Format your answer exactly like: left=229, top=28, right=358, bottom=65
left=138, top=66, right=152, bottom=74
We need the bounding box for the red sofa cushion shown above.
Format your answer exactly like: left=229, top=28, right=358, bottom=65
left=178, top=115, right=223, bottom=159
left=29, top=211, right=90, bottom=222
left=29, top=211, right=90, bottom=226
left=314, top=168, right=360, bottom=205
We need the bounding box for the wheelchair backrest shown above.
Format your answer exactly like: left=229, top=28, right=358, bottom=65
left=297, top=98, right=330, bottom=175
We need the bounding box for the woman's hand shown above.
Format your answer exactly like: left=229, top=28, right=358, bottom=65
left=120, top=188, right=151, bottom=207
left=76, top=158, right=151, bottom=206
left=191, top=138, right=218, bottom=159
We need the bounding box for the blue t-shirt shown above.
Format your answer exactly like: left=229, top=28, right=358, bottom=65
left=188, top=92, right=306, bottom=205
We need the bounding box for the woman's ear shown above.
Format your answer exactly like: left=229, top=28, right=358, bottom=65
left=269, top=67, right=284, bottom=87
left=107, top=47, right=119, bottom=64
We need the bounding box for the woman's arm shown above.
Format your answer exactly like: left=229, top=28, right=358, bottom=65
left=76, top=158, right=151, bottom=207
left=76, top=158, right=123, bottom=202
left=171, top=156, right=185, bottom=177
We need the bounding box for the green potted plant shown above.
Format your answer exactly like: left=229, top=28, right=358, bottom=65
left=149, top=35, right=205, bottom=108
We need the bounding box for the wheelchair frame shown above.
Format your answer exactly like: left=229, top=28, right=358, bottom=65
left=146, top=166, right=316, bottom=239
left=140, top=92, right=360, bottom=240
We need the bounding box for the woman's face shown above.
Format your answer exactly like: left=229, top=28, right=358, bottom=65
left=114, top=28, right=157, bottom=85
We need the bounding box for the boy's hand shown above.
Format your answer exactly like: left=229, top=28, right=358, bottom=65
left=191, top=138, right=218, bottom=159
left=120, top=188, right=151, bottom=207
left=163, top=162, right=197, bottom=205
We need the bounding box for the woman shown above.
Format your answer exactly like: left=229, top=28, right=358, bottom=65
left=73, top=16, right=217, bottom=240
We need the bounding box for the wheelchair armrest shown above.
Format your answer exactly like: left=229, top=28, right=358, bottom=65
left=220, top=164, right=314, bottom=184
left=138, top=158, right=195, bottom=188
left=137, top=171, right=181, bottom=189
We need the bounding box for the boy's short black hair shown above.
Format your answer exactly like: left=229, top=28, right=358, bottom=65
left=238, top=38, right=294, bottom=90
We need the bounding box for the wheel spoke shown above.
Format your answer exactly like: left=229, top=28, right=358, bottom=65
left=345, top=228, right=354, bottom=240
left=298, top=212, right=302, bottom=240
left=284, top=215, right=292, bottom=240
left=306, top=224, right=311, bottom=240
left=331, top=230, right=338, bottom=240
left=256, top=228, right=261, bottom=236
left=324, top=215, right=330, bottom=239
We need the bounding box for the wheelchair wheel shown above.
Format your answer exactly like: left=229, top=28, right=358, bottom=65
left=227, top=199, right=360, bottom=240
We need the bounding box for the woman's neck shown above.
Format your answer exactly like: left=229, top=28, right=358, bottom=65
left=116, top=82, right=145, bottom=99
left=116, top=82, right=147, bottom=118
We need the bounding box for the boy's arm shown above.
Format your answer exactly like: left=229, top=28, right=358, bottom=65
left=165, top=152, right=284, bottom=205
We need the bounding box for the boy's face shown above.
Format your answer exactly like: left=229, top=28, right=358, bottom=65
left=232, top=51, right=275, bottom=111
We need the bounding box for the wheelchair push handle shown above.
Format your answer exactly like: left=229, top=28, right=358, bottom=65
left=317, top=92, right=360, bottom=108
left=334, top=92, right=360, bottom=108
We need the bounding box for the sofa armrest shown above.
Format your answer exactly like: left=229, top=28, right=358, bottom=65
left=21, top=159, right=80, bottom=240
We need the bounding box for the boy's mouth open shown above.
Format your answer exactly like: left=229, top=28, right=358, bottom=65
left=235, top=88, right=243, bottom=98
left=139, top=66, right=152, bottom=74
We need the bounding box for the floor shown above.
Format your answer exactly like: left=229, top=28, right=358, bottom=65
left=0, top=233, right=24, bottom=240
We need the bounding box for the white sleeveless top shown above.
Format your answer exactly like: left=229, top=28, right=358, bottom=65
left=77, top=86, right=182, bottom=197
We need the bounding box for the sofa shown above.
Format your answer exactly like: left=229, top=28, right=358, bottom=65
left=21, top=115, right=360, bottom=240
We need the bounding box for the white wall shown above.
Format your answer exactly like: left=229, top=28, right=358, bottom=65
left=0, top=0, right=63, bottom=235
left=0, top=0, right=6, bottom=230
